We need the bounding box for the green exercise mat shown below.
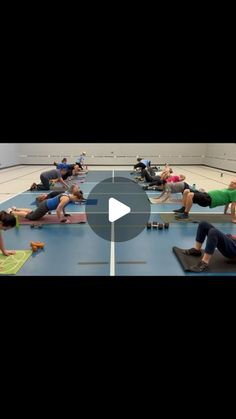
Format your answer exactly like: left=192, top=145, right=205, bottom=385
left=160, top=213, right=232, bottom=224
left=0, top=250, right=32, bottom=275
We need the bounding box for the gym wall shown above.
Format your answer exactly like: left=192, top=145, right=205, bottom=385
left=18, top=143, right=206, bottom=165
left=0, top=143, right=20, bottom=168
left=205, top=143, right=236, bottom=172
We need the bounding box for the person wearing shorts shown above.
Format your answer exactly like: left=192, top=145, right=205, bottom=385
left=174, top=179, right=236, bottom=222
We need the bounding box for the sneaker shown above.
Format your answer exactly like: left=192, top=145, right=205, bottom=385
left=11, top=206, right=17, bottom=211
left=183, top=248, right=202, bottom=256
left=7, top=208, right=13, bottom=214
left=173, top=207, right=185, bottom=213
left=30, top=183, right=37, bottom=191
left=175, top=212, right=189, bottom=219
left=189, top=260, right=209, bottom=272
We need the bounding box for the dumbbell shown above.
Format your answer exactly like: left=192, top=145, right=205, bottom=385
left=164, top=222, right=169, bottom=229
left=152, top=222, right=158, bottom=229
left=146, top=222, right=152, bottom=229
left=158, top=223, right=163, bottom=230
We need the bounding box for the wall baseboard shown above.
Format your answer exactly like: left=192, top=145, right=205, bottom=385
left=203, top=164, right=236, bottom=174
left=0, top=164, right=21, bottom=170
left=19, top=163, right=205, bottom=166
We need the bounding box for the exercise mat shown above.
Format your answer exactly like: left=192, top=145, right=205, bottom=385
left=173, top=246, right=236, bottom=273
left=161, top=213, right=232, bottom=223
left=0, top=250, right=32, bottom=275
left=19, top=213, right=87, bottom=225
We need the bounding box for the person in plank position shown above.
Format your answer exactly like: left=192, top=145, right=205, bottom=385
left=7, top=191, right=84, bottom=223
left=0, top=211, right=17, bottom=257
left=148, top=181, right=201, bottom=200
left=179, top=221, right=236, bottom=272
left=174, top=179, right=236, bottom=222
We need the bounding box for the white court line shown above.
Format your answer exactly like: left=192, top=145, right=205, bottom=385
left=0, top=188, right=32, bottom=205
left=110, top=222, right=115, bottom=276
left=109, top=170, right=115, bottom=276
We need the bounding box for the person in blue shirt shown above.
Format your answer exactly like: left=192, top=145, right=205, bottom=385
left=75, top=151, right=86, bottom=169
left=7, top=191, right=84, bottom=223
left=34, top=184, right=83, bottom=205
left=133, top=158, right=151, bottom=171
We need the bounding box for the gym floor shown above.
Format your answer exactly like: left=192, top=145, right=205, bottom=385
left=0, top=165, right=236, bottom=276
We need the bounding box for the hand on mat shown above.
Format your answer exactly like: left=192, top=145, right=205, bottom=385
left=2, top=250, right=16, bottom=256
left=60, top=219, right=70, bottom=223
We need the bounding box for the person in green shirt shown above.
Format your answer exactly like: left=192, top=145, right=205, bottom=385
left=174, top=179, right=236, bottom=222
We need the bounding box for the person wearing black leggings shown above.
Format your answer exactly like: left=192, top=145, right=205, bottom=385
left=182, top=221, right=236, bottom=272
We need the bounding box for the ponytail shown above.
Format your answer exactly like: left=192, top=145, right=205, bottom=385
left=0, top=211, right=16, bottom=228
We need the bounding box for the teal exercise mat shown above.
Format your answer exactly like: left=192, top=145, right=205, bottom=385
left=173, top=246, right=236, bottom=273
left=160, top=213, right=232, bottom=223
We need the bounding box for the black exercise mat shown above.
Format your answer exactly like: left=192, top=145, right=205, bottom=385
left=173, top=246, right=236, bottom=273
left=161, top=213, right=232, bottom=224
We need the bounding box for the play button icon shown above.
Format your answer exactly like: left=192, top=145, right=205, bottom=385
left=85, top=176, right=151, bottom=242
left=108, top=198, right=131, bottom=222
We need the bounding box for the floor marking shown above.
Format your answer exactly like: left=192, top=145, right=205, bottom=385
left=110, top=221, right=115, bottom=276
left=0, top=167, right=49, bottom=186
left=78, top=262, right=109, bottom=265
left=177, top=166, right=230, bottom=187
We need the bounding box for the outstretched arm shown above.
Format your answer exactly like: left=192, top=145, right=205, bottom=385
left=58, top=177, right=69, bottom=189
left=0, top=232, right=16, bottom=256
left=56, top=197, right=70, bottom=221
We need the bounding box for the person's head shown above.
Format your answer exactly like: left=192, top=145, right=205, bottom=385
left=62, top=158, right=67, bottom=163
left=0, top=211, right=16, bottom=231
left=69, top=184, right=80, bottom=194
left=69, top=190, right=84, bottom=202
left=36, top=194, right=47, bottom=203
left=137, top=158, right=142, bottom=162
left=228, top=179, right=236, bottom=189
left=82, top=151, right=86, bottom=156
left=179, top=175, right=186, bottom=181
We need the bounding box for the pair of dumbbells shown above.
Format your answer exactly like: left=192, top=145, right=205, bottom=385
left=146, top=222, right=169, bottom=230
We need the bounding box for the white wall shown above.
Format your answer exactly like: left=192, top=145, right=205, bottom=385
left=0, top=143, right=19, bottom=168
left=2, top=143, right=236, bottom=171
left=205, top=143, right=236, bottom=172
left=18, top=143, right=206, bottom=165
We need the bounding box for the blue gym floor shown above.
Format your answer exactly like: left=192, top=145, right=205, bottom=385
left=1, top=170, right=235, bottom=276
